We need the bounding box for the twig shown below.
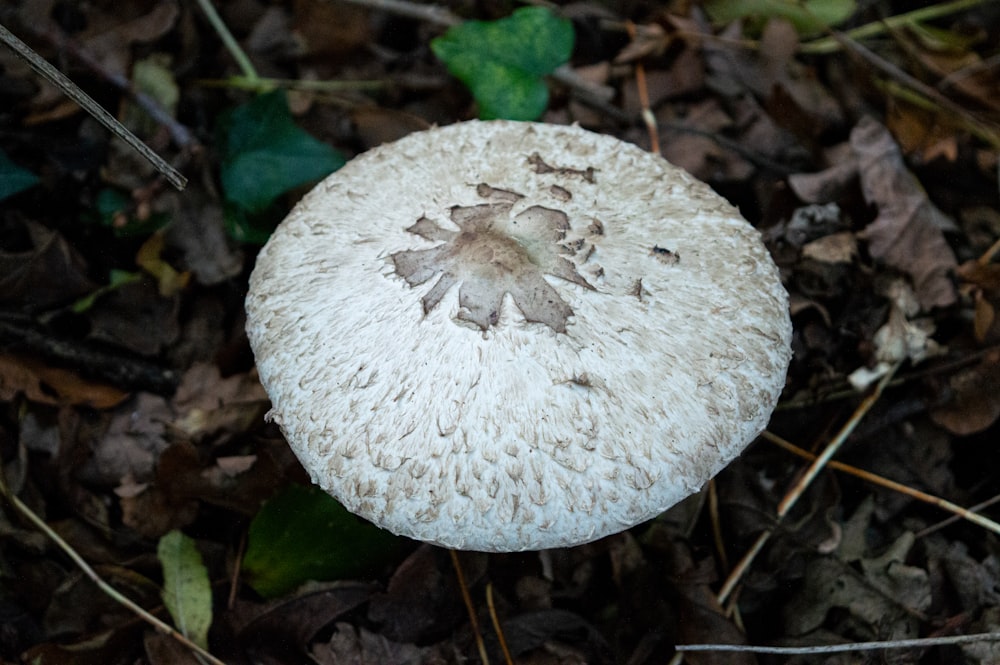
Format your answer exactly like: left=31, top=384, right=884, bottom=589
left=824, top=28, right=979, bottom=133
left=450, top=550, right=490, bottom=665
left=763, top=431, right=1000, bottom=537
left=0, top=23, right=187, bottom=190
left=916, top=493, right=1000, bottom=538
left=677, top=631, right=1000, bottom=654
left=486, top=583, right=514, bottom=665
left=800, top=0, right=1000, bottom=55
left=30, top=22, right=198, bottom=153
left=199, top=76, right=387, bottom=94
left=625, top=21, right=659, bottom=155
left=336, top=0, right=460, bottom=27
left=0, top=463, right=225, bottom=665
left=0, top=314, right=178, bottom=395
left=193, top=0, right=259, bottom=82
left=716, top=363, right=900, bottom=605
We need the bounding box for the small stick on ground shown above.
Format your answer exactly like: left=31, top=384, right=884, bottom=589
left=718, top=362, right=901, bottom=605
left=486, top=583, right=514, bottom=665
left=763, top=430, right=1000, bottom=537
left=450, top=549, right=490, bottom=665
left=0, top=23, right=188, bottom=190
left=0, top=461, right=225, bottom=665
left=625, top=21, right=660, bottom=154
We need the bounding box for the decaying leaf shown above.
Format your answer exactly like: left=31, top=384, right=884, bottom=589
left=930, top=349, right=1000, bottom=435
left=784, top=512, right=931, bottom=643
left=853, top=117, right=958, bottom=310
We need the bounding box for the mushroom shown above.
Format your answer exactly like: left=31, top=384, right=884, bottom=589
left=246, top=120, right=792, bottom=552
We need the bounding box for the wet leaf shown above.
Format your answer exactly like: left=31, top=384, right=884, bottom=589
left=431, top=7, right=574, bottom=120
left=242, top=483, right=403, bottom=598
left=158, top=530, right=212, bottom=649
left=218, top=90, right=345, bottom=218
left=852, top=117, right=958, bottom=309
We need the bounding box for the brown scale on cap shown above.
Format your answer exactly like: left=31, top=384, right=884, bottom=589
left=390, top=184, right=595, bottom=332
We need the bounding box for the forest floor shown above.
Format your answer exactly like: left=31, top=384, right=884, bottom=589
left=2, top=0, right=1000, bottom=664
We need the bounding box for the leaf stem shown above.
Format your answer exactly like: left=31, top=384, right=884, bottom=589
left=193, top=0, right=259, bottom=82
left=0, top=22, right=187, bottom=190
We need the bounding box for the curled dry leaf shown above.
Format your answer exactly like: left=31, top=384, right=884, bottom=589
left=930, top=350, right=1000, bottom=436
left=0, top=353, right=129, bottom=409
left=852, top=117, right=958, bottom=310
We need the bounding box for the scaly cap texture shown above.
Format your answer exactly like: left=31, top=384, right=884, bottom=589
left=246, top=120, right=792, bottom=552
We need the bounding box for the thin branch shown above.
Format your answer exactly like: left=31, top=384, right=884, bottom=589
left=450, top=550, right=490, bottom=665
left=486, top=583, right=514, bottom=665
left=199, top=75, right=387, bottom=94
left=625, top=21, right=659, bottom=154
left=31, top=21, right=198, bottom=152
left=677, top=631, right=1000, bottom=654
left=0, top=22, right=187, bottom=190
left=763, top=431, right=1000, bottom=537
left=800, top=0, right=1000, bottom=55
left=0, top=463, right=225, bottom=665
left=336, top=0, right=460, bottom=27
left=716, top=363, right=900, bottom=605
left=193, top=0, right=259, bottom=82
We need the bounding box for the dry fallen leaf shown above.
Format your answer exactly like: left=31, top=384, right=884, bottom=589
left=852, top=116, right=958, bottom=310
left=931, top=350, right=1000, bottom=435
left=0, top=353, right=130, bottom=409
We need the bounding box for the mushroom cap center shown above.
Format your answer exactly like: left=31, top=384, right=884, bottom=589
left=390, top=188, right=594, bottom=332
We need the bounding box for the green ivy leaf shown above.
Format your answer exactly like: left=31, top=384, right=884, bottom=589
left=242, top=484, right=403, bottom=598
left=703, top=0, right=856, bottom=35
left=431, top=7, right=574, bottom=120
left=0, top=150, right=39, bottom=201
left=158, top=530, right=213, bottom=649
left=217, top=90, right=344, bottom=216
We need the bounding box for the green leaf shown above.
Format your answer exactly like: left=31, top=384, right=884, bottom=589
left=431, top=7, right=574, bottom=120
left=218, top=90, right=345, bottom=215
left=243, top=483, right=403, bottom=598
left=158, top=530, right=213, bottom=649
left=0, top=150, right=39, bottom=201
left=703, top=0, right=856, bottom=35
left=71, top=269, right=142, bottom=313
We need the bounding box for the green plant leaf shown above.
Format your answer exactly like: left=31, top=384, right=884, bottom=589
left=703, top=0, right=856, bottom=35
left=242, top=483, right=403, bottom=598
left=218, top=90, right=345, bottom=216
left=0, top=150, right=39, bottom=201
left=431, top=7, right=574, bottom=120
left=158, top=530, right=212, bottom=649
left=71, top=269, right=142, bottom=313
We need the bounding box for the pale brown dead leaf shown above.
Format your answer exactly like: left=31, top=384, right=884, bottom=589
left=801, top=231, right=857, bottom=264
left=852, top=117, right=959, bottom=309
left=0, top=353, right=129, bottom=409
left=82, top=1, right=180, bottom=75
left=930, top=350, right=1000, bottom=435
left=170, top=363, right=268, bottom=441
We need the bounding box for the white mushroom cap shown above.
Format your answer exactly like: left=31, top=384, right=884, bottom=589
left=246, top=120, right=792, bottom=552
